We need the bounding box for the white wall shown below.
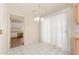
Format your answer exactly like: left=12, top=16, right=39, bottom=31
left=0, top=3, right=8, bottom=54
left=41, top=16, right=51, bottom=44
left=26, top=16, right=39, bottom=45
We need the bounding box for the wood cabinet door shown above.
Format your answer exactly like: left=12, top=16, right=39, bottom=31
left=75, top=39, right=79, bottom=55
left=76, top=4, right=79, bottom=24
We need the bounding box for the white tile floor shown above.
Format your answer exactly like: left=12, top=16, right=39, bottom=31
left=7, top=42, right=67, bottom=55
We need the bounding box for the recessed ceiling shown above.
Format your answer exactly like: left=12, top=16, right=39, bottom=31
left=7, top=3, right=73, bottom=16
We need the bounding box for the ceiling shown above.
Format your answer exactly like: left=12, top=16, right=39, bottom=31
left=7, top=3, right=73, bottom=16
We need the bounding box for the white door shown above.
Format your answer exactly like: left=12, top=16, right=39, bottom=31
left=56, top=13, right=67, bottom=50
left=51, top=15, right=57, bottom=46
left=51, top=12, right=69, bottom=52
left=0, top=3, right=8, bottom=54
left=51, top=8, right=72, bottom=53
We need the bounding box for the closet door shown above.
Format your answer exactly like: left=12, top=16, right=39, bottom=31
left=56, top=13, right=68, bottom=51
left=62, top=13, right=68, bottom=51
left=51, top=13, right=68, bottom=51
left=56, top=14, right=63, bottom=49
left=51, top=16, right=57, bottom=46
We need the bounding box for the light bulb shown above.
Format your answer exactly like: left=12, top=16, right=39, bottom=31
left=41, top=18, right=44, bottom=22
left=34, top=17, right=40, bottom=22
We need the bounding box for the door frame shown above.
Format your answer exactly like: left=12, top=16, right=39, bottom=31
left=7, top=13, right=26, bottom=49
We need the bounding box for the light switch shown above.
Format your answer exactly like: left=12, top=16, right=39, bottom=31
left=0, top=29, right=2, bottom=35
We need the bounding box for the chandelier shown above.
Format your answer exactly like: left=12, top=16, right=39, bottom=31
left=34, top=4, right=44, bottom=22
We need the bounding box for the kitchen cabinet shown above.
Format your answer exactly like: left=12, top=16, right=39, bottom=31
left=75, top=38, right=79, bottom=55
left=76, top=4, right=79, bottom=24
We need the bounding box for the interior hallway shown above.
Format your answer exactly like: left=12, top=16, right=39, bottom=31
left=0, top=3, right=74, bottom=55
left=7, top=42, right=68, bottom=55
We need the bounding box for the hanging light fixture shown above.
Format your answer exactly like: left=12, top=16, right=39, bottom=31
left=34, top=4, right=44, bottom=22
left=34, top=16, right=40, bottom=22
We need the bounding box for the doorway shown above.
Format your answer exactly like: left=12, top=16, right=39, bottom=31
left=10, top=15, right=24, bottom=48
